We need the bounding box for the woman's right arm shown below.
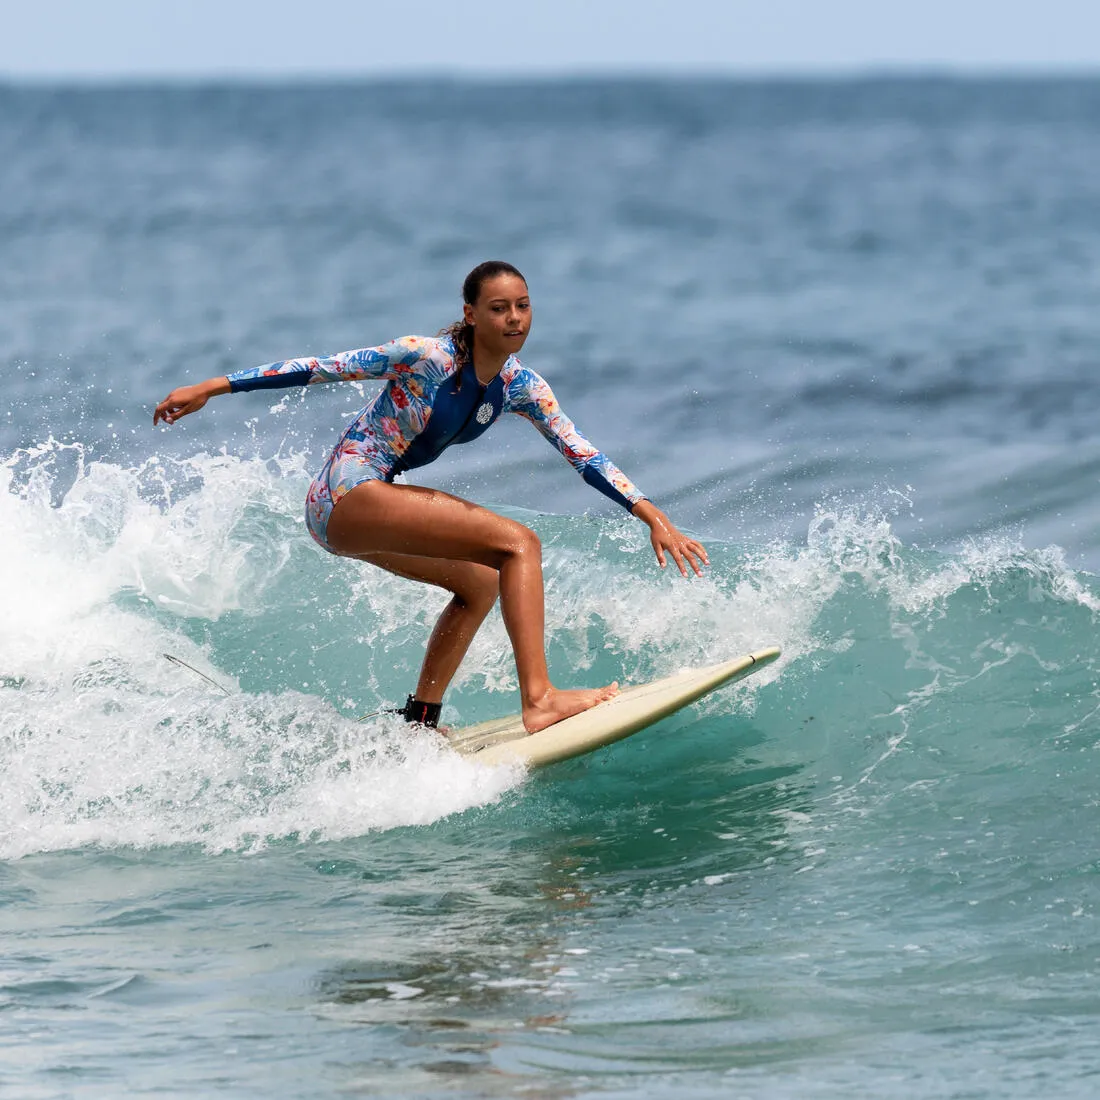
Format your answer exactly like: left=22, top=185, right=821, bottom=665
left=151, top=334, right=442, bottom=424
left=153, top=336, right=439, bottom=426
left=224, top=337, right=436, bottom=392
left=153, top=376, right=232, bottom=425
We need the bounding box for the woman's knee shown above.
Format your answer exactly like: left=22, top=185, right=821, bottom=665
left=500, top=520, right=541, bottom=561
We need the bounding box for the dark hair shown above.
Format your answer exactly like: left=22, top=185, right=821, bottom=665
left=440, top=260, right=527, bottom=369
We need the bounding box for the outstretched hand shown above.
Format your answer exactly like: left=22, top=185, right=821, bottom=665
left=632, top=500, right=709, bottom=577
left=153, top=378, right=230, bottom=426
left=650, top=521, right=709, bottom=577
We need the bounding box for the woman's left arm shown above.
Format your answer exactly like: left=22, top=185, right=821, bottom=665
left=509, top=367, right=708, bottom=577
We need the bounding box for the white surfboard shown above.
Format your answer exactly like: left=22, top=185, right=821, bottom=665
left=445, top=647, right=780, bottom=769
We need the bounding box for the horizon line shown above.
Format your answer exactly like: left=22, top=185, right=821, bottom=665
left=3, top=64, right=1100, bottom=87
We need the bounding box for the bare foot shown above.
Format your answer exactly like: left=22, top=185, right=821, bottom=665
left=522, top=682, right=619, bottom=734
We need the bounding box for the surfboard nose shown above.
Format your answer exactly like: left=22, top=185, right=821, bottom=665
left=447, top=647, right=781, bottom=769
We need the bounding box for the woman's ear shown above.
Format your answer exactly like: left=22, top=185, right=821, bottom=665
left=463, top=302, right=475, bottom=326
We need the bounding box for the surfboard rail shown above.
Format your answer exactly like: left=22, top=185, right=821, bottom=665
left=446, top=646, right=781, bottom=769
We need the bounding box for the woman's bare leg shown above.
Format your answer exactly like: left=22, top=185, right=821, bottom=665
left=356, top=550, right=499, bottom=705
left=326, top=480, right=617, bottom=732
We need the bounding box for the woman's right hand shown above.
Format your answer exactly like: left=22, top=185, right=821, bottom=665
left=153, top=377, right=230, bottom=426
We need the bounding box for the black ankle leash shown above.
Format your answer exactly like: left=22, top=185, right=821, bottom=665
left=394, top=695, right=442, bottom=729
left=358, top=695, right=443, bottom=727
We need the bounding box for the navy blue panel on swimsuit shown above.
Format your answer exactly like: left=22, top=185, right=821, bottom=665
left=391, top=360, right=505, bottom=477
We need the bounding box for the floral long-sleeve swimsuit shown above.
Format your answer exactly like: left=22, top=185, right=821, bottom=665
left=225, top=335, right=646, bottom=553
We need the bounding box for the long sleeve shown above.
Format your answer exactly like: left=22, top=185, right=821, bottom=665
left=506, top=366, right=646, bottom=512
left=226, top=336, right=439, bottom=393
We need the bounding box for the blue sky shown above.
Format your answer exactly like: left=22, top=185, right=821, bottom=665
left=3, top=0, right=1098, bottom=78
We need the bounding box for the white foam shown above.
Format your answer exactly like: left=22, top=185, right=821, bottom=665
left=0, top=443, right=520, bottom=859
left=3, top=442, right=1093, bottom=858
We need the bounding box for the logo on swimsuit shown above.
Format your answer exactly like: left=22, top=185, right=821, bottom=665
left=476, top=402, right=494, bottom=425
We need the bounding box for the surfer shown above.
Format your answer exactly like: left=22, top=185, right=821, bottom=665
left=153, top=261, right=708, bottom=733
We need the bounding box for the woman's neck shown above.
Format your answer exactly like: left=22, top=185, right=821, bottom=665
left=470, top=339, right=509, bottom=385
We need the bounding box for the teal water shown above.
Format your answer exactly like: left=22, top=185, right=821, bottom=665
left=3, top=79, right=1100, bottom=1096
left=3, top=449, right=1098, bottom=1096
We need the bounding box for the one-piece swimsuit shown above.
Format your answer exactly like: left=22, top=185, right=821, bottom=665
left=225, top=334, right=646, bottom=552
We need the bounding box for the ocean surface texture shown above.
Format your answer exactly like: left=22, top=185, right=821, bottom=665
left=2, top=78, right=1099, bottom=1098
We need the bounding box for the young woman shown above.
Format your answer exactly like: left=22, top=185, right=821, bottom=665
left=154, top=261, right=708, bottom=733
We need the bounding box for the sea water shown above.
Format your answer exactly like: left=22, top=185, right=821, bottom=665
left=2, top=78, right=1099, bottom=1098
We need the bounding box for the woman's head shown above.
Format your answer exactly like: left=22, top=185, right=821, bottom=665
left=461, top=260, right=526, bottom=308
left=442, top=261, right=530, bottom=367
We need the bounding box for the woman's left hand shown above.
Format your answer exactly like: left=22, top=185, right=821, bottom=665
left=631, top=501, right=709, bottom=578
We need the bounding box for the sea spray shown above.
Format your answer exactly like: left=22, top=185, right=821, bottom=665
left=4, top=441, right=1098, bottom=868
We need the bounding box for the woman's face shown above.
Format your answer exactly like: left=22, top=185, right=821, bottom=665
left=464, top=273, right=532, bottom=357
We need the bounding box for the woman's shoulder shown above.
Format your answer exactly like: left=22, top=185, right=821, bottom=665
left=376, top=335, right=456, bottom=375
left=388, top=334, right=449, bottom=358
left=502, top=356, right=548, bottom=391
left=502, top=357, right=556, bottom=411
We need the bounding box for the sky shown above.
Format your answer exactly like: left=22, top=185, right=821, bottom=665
left=1, top=0, right=1098, bottom=79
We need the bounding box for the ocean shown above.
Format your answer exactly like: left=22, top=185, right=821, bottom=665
left=2, top=77, right=1099, bottom=1097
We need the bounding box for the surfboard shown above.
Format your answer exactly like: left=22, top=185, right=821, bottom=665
left=445, top=647, right=780, bottom=769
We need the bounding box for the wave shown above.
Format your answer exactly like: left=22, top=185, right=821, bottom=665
left=1, top=441, right=1097, bottom=861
